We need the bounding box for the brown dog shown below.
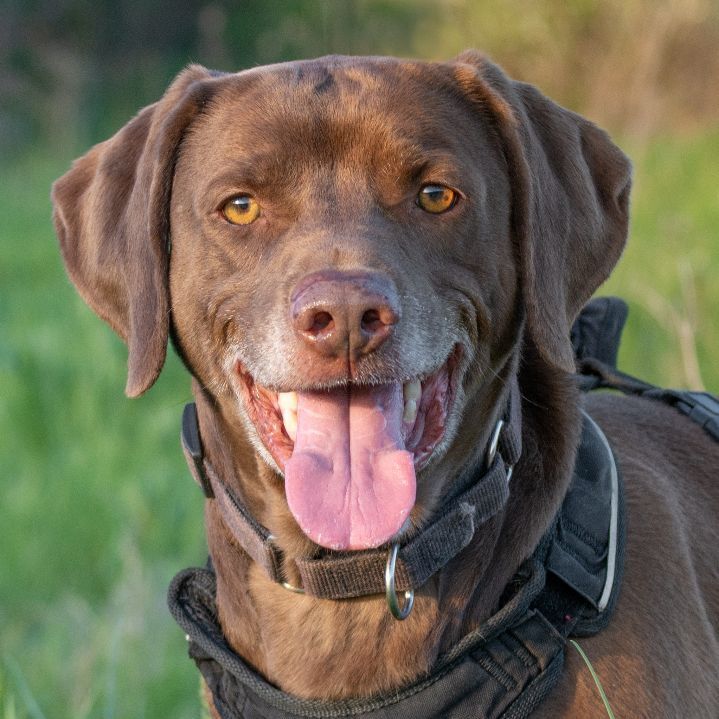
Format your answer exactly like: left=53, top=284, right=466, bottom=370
left=53, top=53, right=718, bottom=717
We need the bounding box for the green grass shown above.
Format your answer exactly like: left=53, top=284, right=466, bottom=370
left=604, top=132, right=719, bottom=390
left=1, top=132, right=717, bottom=718
left=1, top=155, right=203, bottom=716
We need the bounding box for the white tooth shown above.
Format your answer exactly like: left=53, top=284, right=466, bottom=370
left=403, top=379, right=421, bottom=402
left=283, top=409, right=298, bottom=442
left=277, top=392, right=298, bottom=441
left=403, top=380, right=421, bottom=425
left=403, top=398, right=418, bottom=425
left=278, top=391, right=298, bottom=412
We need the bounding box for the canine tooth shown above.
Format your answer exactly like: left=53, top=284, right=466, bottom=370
left=402, top=380, right=421, bottom=425
left=403, top=379, right=421, bottom=401
left=282, top=409, right=298, bottom=442
left=278, top=391, right=298, bottom=412
left=277, top=392, right=298, bottom=441
left=403, top=399, right=418, bottom=425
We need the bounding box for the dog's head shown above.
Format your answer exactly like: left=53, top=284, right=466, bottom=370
left=53, top=53, right=631, bottom=552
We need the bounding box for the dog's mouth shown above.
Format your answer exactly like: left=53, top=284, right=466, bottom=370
left=234, top=350, right=459, bottom=551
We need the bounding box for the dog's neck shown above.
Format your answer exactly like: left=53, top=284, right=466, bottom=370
left=190, top=344, right=580, bottom=700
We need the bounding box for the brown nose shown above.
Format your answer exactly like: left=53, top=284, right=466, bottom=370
left=291, top=271, right=400, bottom=359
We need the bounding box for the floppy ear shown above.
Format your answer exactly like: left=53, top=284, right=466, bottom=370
left=52, top=64, right=218, bottom=397
left=453, top=51, right=632, bottom=372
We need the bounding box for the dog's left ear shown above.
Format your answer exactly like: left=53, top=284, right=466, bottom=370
left=52, top=65, right=219, bottom=397
left=453, top=51, right=632, bottom=372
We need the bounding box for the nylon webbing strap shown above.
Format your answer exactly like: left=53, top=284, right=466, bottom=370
left=578, top=357, right=719, bottom=442
left=645, top=389, right=719, bottom=441
left=180, top=379, right=522, bottom=600
left=207, top=463, right=285, bottom=584
left=168, top=560, right=566, bottom=719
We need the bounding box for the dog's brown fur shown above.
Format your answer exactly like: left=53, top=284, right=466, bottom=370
left=53, top=53, right=719, bottom=717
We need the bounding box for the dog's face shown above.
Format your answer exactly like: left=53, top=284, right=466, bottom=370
left=169, top=58, right=517, bottom=550
left=53, top=54, right=631, bottom=553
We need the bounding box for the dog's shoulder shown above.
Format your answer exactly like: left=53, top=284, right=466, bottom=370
left=585, top=390, right=719, bottom=485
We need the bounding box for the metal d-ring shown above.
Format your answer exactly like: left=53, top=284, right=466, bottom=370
left=486, top=419, right=505, bottom=468
left=385, top=543, right=414, bottom=620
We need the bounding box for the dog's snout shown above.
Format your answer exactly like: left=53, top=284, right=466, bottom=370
left=291, top=272, right=400, bottom=359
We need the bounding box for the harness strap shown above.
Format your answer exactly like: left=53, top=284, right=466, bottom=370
left=661, top=390, right=719, bottom=440
left=168, top=558, right=568, bottom=719
left=578, top=357, right=719, bottom=441
left=180, top=378, right=522, bottom=600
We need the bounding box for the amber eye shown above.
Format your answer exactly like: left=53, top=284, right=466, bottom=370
left=417, top=184, right=458, bottom=214
left=221, top=195, right=261, bottom=225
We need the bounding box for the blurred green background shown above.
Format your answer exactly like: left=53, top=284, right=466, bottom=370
left=1, top=1, right=717, bottom=716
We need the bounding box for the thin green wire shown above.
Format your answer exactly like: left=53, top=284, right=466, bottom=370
left=569, top=640, right=617, bottom=719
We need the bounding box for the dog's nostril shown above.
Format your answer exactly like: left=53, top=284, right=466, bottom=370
left=311, top=311, right=333, bottom=333
left=294, top=307, right=334, bottom=335
left=362, top=306, right=398, bottom=334
left=361, top=309, right=382, bottom=333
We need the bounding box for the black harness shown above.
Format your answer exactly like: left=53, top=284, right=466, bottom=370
left=168, top=298, right=719, bottom=718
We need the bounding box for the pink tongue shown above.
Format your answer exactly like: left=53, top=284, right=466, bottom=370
left=284, top=383, right=416, bottom=550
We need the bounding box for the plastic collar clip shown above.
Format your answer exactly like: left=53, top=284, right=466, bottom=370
left=181, top=403, right=214, bottom=499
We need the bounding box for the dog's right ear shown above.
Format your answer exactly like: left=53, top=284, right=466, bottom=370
left=52, top=65, right=218, bottom=397
left=452, top=52, right=632, bottom=373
